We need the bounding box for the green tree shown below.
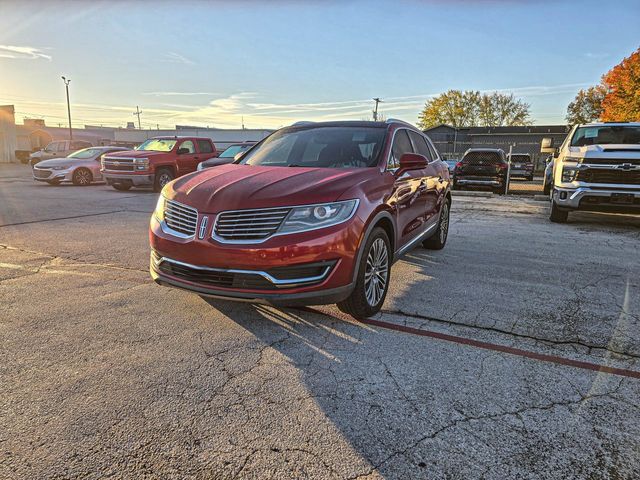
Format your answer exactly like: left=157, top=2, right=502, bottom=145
left=566, top=85, right=606, bottom=125
left=418, top=90, right=531, bottom=129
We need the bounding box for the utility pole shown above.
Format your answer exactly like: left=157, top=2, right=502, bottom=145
left=133, top=106, right=142, bottom=129
left=242, top=116, right=245, bottom=130
left=372, top=97, right=383, bottom=121
left=61, top=76, right=72, bottom=140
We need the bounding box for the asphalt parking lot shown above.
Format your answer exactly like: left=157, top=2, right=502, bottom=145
left=1, top=163, right=639, bottom=479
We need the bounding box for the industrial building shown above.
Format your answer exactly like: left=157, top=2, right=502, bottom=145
left=0, top=104, right=273, bottom=163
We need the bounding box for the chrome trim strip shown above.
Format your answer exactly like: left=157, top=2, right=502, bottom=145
left=211, top=199, right=360, bottom=244
left=152, top=255, right=332, bottom=288
left=395, top=221, right=438, bottom=258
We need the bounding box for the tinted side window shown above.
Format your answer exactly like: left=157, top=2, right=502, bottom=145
left=389, top=129, right=413, bottom=169
left=197, top=140, right=213, bottom=153
left=180, top=140, right=196, bottom=154
left=408, top=131, right=432, bottom=161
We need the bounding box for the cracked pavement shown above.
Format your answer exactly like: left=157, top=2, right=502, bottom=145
left=1, top=164, right=639, bottom=479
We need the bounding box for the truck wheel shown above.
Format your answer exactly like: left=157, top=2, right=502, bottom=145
left=72, top=168, right=92, bottom=186
left=337, top=227, right=390, bottom=319
left=154, top=168, right=174, bottom=192
left=549, top=200, right=569, bottom=223
left=543, top=180, right=551, bottom=196
left=112, top=183, right=131, bottom=191
left=423, top=199, right=450, bottom=250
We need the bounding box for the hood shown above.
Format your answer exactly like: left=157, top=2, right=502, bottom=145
left=167, top=164, right=376, bottom=212
left=103, top=149, right=167, bottom=159
left=569, top=144, right=640, bottom=158
left=34, top=157, right=72, bottom=167
left=200, top=157, right=235, bottom=168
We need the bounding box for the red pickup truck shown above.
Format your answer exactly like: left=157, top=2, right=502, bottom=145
left=101, top=136, right=217, bottom=191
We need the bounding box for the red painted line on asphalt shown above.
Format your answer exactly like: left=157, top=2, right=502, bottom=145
left=358, top=317, right=640, bottom=380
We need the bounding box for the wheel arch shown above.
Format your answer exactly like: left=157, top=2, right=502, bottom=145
left=350, top=209, right=396, bottom=284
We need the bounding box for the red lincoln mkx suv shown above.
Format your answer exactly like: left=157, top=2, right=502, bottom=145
left=149, top=120, right=451, bottom=318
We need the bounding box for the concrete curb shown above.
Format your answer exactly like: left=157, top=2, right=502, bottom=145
left=451, top=191, right=493, bottom=198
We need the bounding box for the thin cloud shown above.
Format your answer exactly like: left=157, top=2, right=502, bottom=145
left=143, top=92, right=219, bottom=97
left=162, top=52, right=195, bottom=65
left=0, top=45, right=51, bottom=61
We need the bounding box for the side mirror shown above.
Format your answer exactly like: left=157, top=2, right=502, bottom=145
left=398, top=152, right=428, bottom=171
left=540, top=137, right=555, bottom=154
left=234, top=151, right=246, bottom=162
left=177, top=147, right=190, bottom=155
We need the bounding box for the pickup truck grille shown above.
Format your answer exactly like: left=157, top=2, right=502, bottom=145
left=576, top=169, right=640, bottom=185
left=164, top=199, right=198, bottom=236
left=33, top=168, right=51, bottom=179
left=102, top=157, right=135, bottom=171
left=214, top=207, right=291, bottom=242
left=582, top=158, right=640, bottom=166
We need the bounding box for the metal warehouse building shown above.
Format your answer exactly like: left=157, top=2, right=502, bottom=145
left=424, top=124, right=570, bottom=170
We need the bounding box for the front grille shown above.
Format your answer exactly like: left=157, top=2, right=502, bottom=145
left=33, top=169, right=51, bottom=179
left=214, top=207, right=291, bottom=241
left=576, top=169, right=640, bottom=185
left=153, top=253, right=334, bottom=291
left=582, top=158, right=640, bottom=166
left=102, top=157, right=134, bottom=171
left=164, top=199, right=198, bottom=237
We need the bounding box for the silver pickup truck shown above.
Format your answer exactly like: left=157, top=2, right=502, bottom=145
left=541, top=122, right=640, bottom=223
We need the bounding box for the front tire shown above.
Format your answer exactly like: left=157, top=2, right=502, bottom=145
left=72, top=168, right=92, bottom=186
left=549, top=200, right=569, bottom=223
left=337, top=227, right=391, bottom=319
left=423, top=199, right=450, bottom=250
left=154, top=168, right=174, bottom=192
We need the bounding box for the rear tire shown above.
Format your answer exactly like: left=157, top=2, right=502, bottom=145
left=549, top=200, right=569, bottom=223
left=72, top=168, right=92, bottom=186
left=112, top=183, right=131, bottom=191
left=422, top=199, right=450, bottom=250
left=337, top=227, right=391, bottom=319
left=543, top=179, right=551, bottom=196
left=154, top=168, right=174, bottom=192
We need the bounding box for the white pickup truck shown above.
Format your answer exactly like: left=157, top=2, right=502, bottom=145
left=541, top=122, right=640, bottom=222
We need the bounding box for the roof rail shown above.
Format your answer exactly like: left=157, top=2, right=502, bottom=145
left=385, top=118, right=415, bottom=128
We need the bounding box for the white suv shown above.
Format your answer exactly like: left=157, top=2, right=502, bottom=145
left=541, top=122, right=640, bottom=222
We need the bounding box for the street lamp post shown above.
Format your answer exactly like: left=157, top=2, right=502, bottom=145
left=61, top=76, right=72, bottom=140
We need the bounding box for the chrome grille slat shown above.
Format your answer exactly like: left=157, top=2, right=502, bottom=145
left=164, top=199, right=198, bottom=237
left=214, top=207, right=291, bottom=242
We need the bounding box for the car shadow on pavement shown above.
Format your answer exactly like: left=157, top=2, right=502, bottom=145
left=199, top=296, right=636, bottom=478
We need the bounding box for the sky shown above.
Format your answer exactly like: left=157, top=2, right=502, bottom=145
left=0, top=0, right=638, bottom=130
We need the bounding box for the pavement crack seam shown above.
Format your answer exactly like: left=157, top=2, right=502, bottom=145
left=381, top=308, right=640, bottom=361
left=0, top=209, right=128, bottom=228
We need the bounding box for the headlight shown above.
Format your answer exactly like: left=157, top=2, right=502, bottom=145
left=154, top=193, right=166, bottom=222
left=134, top=158, right=149, bottom=171
left=52, top=165, right=69, bottom=170
left=562, top=168, right=577, bottom=182
left=277, top=199, right=358, bottom=235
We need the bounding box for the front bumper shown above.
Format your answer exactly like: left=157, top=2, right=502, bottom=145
left=103, top=172, right=154, bottom=187
left=32, top=168, right=73, bottom=182
left=149, top=213, right=363, bottom=306
left=455, top=177, right=502, bottom=187
left=553, top=185, right=640, bottom=211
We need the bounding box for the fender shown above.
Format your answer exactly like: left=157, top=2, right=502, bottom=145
left=350, top=209, right=395, bottom=284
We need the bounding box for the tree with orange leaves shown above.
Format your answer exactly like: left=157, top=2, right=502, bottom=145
left=600, top=47, right=640, bottom=122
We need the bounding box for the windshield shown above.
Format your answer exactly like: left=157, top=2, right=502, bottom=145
left=240, top=126, right=386, bottom=168
left=136, top=139, right=177, bottom=152
left=67, top=148, right=103, bottom=159
left=571, top=125, right=640, bottom=146
left=219, top=145, right=248, bottom=158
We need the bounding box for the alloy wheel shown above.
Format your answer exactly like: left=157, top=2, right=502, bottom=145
left=158, top=172, right=172, bottom=187
left=76, top=170, right=91, bottom=185
left=439, top=202, right=450, bottom=244
left=364, top=237, right=389, bottom=307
